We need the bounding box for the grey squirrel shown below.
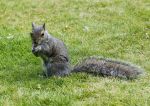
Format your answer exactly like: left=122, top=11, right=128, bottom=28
left=30, top=23, right=144, bottom=79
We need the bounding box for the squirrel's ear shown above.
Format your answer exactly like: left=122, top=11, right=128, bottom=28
left=43, top=23, right=45, bottom=30
left=32, top=22, right=35, bottom=30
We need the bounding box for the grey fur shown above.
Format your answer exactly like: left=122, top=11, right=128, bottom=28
left=30, top=23, right=144, bottom=79
left=30, top=23, right=70, bottom=77
left=73, top=56, right=144, bottom=79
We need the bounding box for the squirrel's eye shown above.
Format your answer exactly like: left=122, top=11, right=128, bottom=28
left=41, top=33, right=44, bottom=36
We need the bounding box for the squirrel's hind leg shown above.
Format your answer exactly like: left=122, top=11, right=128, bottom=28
left=46, top=63, right=71, bottom=77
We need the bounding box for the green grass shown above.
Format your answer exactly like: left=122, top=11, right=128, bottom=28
left=0, top=0, right=150, bottom=106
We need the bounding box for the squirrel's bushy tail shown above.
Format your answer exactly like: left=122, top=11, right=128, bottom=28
left=72, top=57, right=144, bottom=79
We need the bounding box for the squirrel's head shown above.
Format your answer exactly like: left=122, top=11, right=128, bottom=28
left=30, top=22, right=46, bottom=46
left=30, top=22, right=47, bottom=55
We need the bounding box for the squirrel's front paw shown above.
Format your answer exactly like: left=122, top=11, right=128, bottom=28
left=32, top=46, right=42, bottom=56
left=34, top=46, right=42, bottom=52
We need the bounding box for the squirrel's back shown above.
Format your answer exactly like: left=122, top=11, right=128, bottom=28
left=73, top=57, right=144, bottom=79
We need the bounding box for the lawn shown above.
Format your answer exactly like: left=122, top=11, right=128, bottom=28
left=0, top=0, right=150, bottom=106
